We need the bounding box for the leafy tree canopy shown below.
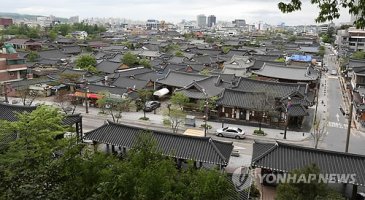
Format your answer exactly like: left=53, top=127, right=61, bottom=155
left=27, top=51, right=39, bottom=62
left=276, top=164, right=345, bottom=200
left=75, top=54, right=97, bottom=72
left=351, top=51, right=365, bottom=59
left=0, top=107, right=233, bottom=199
left=122, top=52, right=139, bottom=66
left=278, top=0, right=365, bottom=28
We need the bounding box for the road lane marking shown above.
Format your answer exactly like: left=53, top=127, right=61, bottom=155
left=336, top=113, right=340, bottom=122
left=328, top=121, right=347, bottom=129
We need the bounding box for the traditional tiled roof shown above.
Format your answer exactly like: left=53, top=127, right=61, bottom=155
left=252, top=63, right=319, bottom=82
left=349, top=59, right=365, bottom=69
left=96, top=60, right=121, bottom=74
left=87, top=84, right=128, bottom=96
left=156, top=70, right=207, bottom=88
left=62, top=46, right=81, bottom=54
left=216, top=89, right=268, bottom=109
left=112, top=76, right=149, bottom=90
left=233, top=77, right=308, bottom=98
left=0, top=103, right=81, bottom=126
left=250, top=60, right=285, bottom=71
left=38, top=49, right=69, bottom=60
left=177, top=76, right=225, bottom=99
left=10, top=77, right=52, bottom=90
left=84, top=121, right=233, bottom=165
left=116, top=67, right=152, bottom=77
left=252, top=141, right=365, bottom=186
left=0, top=102, right=37, bottom=122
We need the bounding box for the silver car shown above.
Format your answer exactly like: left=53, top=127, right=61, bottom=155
left=216, top=127, right=245, bottom=139
left=330, top=70, right=337, bottom=75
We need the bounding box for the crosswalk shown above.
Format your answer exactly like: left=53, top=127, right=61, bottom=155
left=327, top=121, right=348, bottom=129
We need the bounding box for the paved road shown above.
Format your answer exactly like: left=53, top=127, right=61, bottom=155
left=320, top=48, right=365, bottom=154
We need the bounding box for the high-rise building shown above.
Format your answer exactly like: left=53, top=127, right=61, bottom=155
left=197, top=14, right=207, bottom=28
left=69, top=16, right=79, bottom=24
left=207, top=15, right=216, bottom=27
left=146, top=19, right=160, bottom=30
left=232, top=19, right=246, bottom=28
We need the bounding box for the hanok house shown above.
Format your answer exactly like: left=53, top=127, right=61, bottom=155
left=84, top=121, right=233, bottom=169
left=5, top=38, right=42, bottom=51
left=216, top=77, right=311, bottom=129
left=0, top=45, right=28, bottom=82
left=252, top=63, right=319, bottom=86
left=0, top=102, right=83, bottom=146
left=251, top=141, right=365, bottom=199
left=156, top=70, right=207, bottom=92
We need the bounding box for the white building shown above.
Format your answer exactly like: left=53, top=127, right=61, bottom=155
left=72, top=31, right=88, bottom=40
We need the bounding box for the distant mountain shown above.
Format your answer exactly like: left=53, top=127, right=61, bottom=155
left=0, top=12, right=68, bottom=22
left=0, top=12, right=43, bottom=20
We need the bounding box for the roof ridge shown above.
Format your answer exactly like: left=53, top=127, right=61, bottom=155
left=104, top=120, right=214, bottom=140
left=276, top=141, right=365, bottom=158
left=251, top=141, right=278, bottom=164
left=209, top=138, right=229, bottom=164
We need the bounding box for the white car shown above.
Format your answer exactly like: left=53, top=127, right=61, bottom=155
left=216, top=127, right=245, bottom=139
left=330, top=70, right=337, bottom=75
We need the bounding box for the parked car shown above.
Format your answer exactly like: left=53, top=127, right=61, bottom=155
left=330, top=69, right=337, bottom=75
left=216, top=127, right=245, bottom=139
left=143, top=101, right=161, bottom=112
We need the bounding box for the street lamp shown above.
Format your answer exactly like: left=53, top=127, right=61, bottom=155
left=283, top=97, right=291, bottom=139
left=345, top=98, right=353, bottom=153
left=204, top=100, right=209, bottom=137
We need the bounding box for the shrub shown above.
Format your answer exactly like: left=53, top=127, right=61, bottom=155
left=200, top=124, right=212, bottom=129
left=253, top=129, right=266, bottom=136
left=163, top=118, right=171, bottom=126
left=139, top=117, right=149, bottom=121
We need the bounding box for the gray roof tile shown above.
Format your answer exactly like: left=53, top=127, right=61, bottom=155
left=252, top=141, right=365, bottom=186
left=84, top=121, right=233, bottom=165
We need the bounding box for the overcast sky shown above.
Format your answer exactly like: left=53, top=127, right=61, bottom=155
left=1, top=0, right=351, bottom=25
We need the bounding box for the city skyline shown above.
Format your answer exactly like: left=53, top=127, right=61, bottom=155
left=1, top=0, right=351, bottom=25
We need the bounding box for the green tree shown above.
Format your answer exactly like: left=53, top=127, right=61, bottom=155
left=0, top=106, right=69, bottom=199
left=97, top=92, right=132, bottom=123
left=175, top=50, right=184, bottom=57
left=122, top=52, right=139, bottom=66
left=351, top=51, right=365, bottom=59
left=276, top=164, right=345, bottom=200
left=48, top=30, right=58, bottom=41
left=0, top=107, right=233, bottom=199
left=274, top=57, right=286, bottom=62
left=136, top=89, right=153, bottom=118
left=318, top=46, right=326, bottom=57
left=222, top=46, right=232, bottom=54
left=75, top=54, right=97, bottom=72
left=163, top=108, right=186, bottom=133
left=27, top=51, right=39, bottom=62
left=278, top=0, right=365, bottom=28
left=321, top=34, right=333, bottom=44
left=139, top=58, right=151, bottom=68
left=288, top=35, right=296, bottom=42
left=171, top=92, right=189, bottom=109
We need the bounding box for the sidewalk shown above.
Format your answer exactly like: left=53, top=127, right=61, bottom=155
left=7, top=96, right=310, bottom=142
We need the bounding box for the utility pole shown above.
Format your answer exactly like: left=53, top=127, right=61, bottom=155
left=84, top=79, right=89, bottom=114
left=283, top=97, right=291, bottom=140
left=2, top=83, right=9, bottom=103
left=345, top=101, right=353, bottom=153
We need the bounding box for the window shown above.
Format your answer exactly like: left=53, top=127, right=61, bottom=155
left=9, top=72, right=15, bottom=77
